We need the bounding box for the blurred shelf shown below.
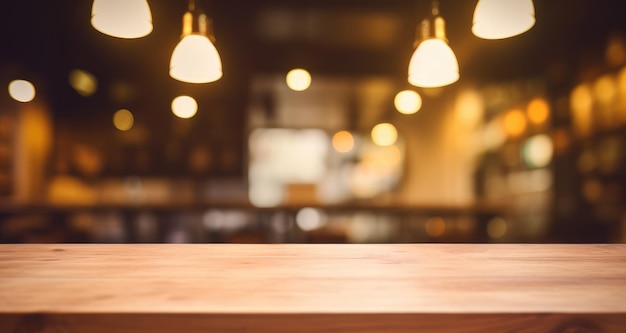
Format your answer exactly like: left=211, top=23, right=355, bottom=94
left=0, top=201, right=507, bottom=216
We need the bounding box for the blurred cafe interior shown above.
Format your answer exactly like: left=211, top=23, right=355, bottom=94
left=1, top=0, right=626, bottom=244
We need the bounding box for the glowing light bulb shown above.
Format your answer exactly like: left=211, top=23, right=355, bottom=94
left=113, top=109, right=134, bottom=131
left=91, top=0, right=153, bottom=39
left=286, top=69, right=312, bottom=91
left=394, top=90, right=422, bottom=114
left=371, top=123, right=398, bottom=147
left=170, top=35, right=222, bottom=84
left=472, top=0, right=535, bottom=39
left=408, top=39, right=459, bottom=88
left=8, top=80, right=36, bottom=102
left=170, top=7, right=222, bottom=84
left=171, top=95, right=198, bottom=119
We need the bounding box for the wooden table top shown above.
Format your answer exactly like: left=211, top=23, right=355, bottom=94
left=1, top=244, right=625, bottom=332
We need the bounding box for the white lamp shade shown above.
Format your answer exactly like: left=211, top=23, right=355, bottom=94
left=408, top=39, right=459, bottom=88
left=170, top=34, right=223, bottom=84
left=472, top=0, right=535, bottom=39
left=91, top=0, right=153, bottom=39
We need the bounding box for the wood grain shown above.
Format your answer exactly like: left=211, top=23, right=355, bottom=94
left=0, top=244, right=625, bottom=332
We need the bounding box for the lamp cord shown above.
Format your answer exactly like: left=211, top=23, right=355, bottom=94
left=431, top=0, right=440, bottom=16
left=189, top=0, right=196, bottom=12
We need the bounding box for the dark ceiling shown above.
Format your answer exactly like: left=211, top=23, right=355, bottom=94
left=2, top=0, right=626, bottom=115
left=1, top=0, right=625, bottom=177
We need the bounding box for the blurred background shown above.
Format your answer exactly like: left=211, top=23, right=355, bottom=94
left=1, top=0, right=625, bottom=243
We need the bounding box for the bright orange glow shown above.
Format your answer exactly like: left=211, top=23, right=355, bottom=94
left=526, top=98, right=550, bottom=125
left=502, top=109, right=527, bottom=138
left=332, top=131, right=354, bottom=153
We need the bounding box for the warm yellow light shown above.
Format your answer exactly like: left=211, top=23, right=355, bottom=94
left=69, top=69, right=98, bottom=97
left=377, top=145, right=402, bottom=168
left=618, top=66, right=626, bottom=124
left=170, top=34, right=222, bottom=84
left=502, top=109, right=527, bottom=137
left=171, top=95, right=198, bottom=119
left=472, top=0, right=535, bottom=39
left=332, top=131, right=355, bottom=153
left=91, top=0, right=153, bottom=39
left=454, top=89, right=484, bottom=128
left=8, top=80, right=36, bottom=103
left=286, top=69, right=312, bottom=91
left=113, top=109, right=134, bottom=131
left=526, top=98, right=550, bottom=125
left=371, top=123, right=398, bottom=147
left=394, top=90, right=422, bottom=114
left=408, top=39, right=459, bottom=88
left=570, top=84, right=594, bottom=137
left=594, top=74, right=617, bottom=107
left=523, top=134, right=554, bottom=168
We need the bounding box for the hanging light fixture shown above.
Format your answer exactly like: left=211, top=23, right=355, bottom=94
left=91, top=0, right=153, bottom=39
left=408, top=1, right=459, bottom=88
left=472, top=0, right=535, bottom=40
left=169, top=0, right=223, bottom=84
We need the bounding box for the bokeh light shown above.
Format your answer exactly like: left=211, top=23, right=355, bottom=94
left=371, top=123, right=398, bottom=147
left=296, top=207, right=327, bottom=231
left=502, top=109, right=527, bottom=138
left=570, top=84, right=594, bottom=137
left=425, top=216, right=446, bottom=237
left=8, top=80, right=36, bottom=102
left=594, top=74, right=617, bottom=107
left=286, top=68, right=312, bottom=91
left=522, top=134, right=554, bottom=168
left=487, top=217, right=507, bottom=239
left=113, top=109, right=134, bottom=131
left=249, top=181, right=284, bottom=207
left=332, top=130, right=355, bottom=153
left=171, top=95, right=198, bottom=119
left=394, top=90, right=422, bottom=114
left=526, top=98, right=550, bottom=125
left=69, top=69, right=98, bottom=97
left=454, top=89, right=484, bottom=128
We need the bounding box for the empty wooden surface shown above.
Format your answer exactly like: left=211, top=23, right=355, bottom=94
left=1, top=244, right=625, bottom=332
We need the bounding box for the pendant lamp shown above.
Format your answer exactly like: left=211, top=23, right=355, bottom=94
left=91, top=0, right=153, bottom=39
left=408, top=1, right=459, bottom=88
left=472, top=0, right=535, bottom=39
left=169, top=0, right=223, bottom=84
